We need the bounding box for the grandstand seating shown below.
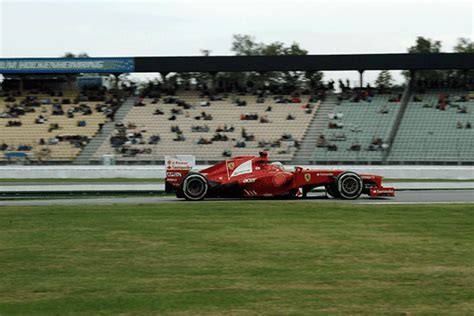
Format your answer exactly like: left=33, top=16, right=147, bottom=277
left=92, top=92, right=319, bottom=162
left=0, top=90, right=111, bottom=162
left=388, top=90, right=474, bottom=163
left=1, top=86, right=472, bottom=165
left=310, top=94, right=401, bottom=163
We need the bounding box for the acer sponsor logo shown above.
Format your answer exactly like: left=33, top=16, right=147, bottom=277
left=243, top=178, right=256, bottom=183
left=316, top=173, right=334, bottom=176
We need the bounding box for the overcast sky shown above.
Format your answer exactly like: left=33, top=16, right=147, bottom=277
left=0, top=0, right=473, bottom=84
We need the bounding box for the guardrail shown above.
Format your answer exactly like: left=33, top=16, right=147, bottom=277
left=0, top=165, right=473, bottom=180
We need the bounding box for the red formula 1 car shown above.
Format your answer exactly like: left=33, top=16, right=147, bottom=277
left=165, top=152, right=395, bottom=201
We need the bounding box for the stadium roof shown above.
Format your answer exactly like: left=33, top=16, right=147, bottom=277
left=1, top=53, right=473, bottom=74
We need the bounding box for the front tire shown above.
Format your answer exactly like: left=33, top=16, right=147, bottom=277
left=182, top=173, right=208, bottom=201
left=336, top=172, right=363, bottom=200
left=325, top=183, right=341, bottom=198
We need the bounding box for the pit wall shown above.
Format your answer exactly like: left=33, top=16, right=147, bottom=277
left=0, top=165, right=472, bottom=180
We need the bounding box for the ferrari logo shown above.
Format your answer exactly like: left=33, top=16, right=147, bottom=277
left=228, top=162, right=234, bottom=170
left=304, top=173, right=311, bottom=182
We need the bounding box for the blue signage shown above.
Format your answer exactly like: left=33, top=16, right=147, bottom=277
left=0, top=57, right=135, bottom=73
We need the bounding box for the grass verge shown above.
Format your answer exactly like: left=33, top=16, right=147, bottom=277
left=0, top=202, right=473, bottom=314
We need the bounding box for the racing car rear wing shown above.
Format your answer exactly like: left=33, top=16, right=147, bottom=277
left=165, top=155, right=196, bottom=192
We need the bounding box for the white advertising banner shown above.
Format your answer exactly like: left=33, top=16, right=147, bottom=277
left=165, top=155, right=196, bottom=170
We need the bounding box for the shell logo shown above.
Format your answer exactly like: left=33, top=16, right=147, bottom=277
left=304, top=173, right=311, bottom=182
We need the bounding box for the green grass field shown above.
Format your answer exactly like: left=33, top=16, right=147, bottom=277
left=0, top=202, right=473, bottom=314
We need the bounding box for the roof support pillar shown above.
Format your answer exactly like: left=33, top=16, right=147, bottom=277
left=112, top=72, right=122, bottom=90
left=358, top=70, right=364, bottom=88
left=160, top=72, right=169, bottom=89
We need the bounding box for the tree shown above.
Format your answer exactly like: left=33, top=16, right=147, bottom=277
left=229, top=34, right=322, bottom=91
left=231, top=34, right=264, bottom=56
left=407, top=37, right=442, bottom=54
left=403, top=36, right=443, bottom=82
left=200, top=49, right=212, bottom=56
left=62, top=52, right=90, bottom=58
left=177, top=49, right=213, bottom=90
left=454, top=37, right=474, bottom=53
left=452, top=38, right=474, bottom=84
left=375, top=70, right=393, bottom=89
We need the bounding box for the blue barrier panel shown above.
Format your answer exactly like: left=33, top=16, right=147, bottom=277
left=5, top=152, right=27, bottom=159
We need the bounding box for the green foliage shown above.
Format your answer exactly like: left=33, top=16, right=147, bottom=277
left=62, top=52, right=90, bottom=58
left=454, top=37, right=474, bottom=53
left=404, top=37, right=443, bottom=81
left=375, top=70, right=394, bottom=88
left=231, top=34, right=265, bottom=56
left=0, top=202, right=473, bottom=314
left=451, top=38, right=474, bottom=81
left=230, top=34, right=321, bottom=90
left=177, top=34, right=321, bottom=91
left=407, top=36, right=442, bottom=54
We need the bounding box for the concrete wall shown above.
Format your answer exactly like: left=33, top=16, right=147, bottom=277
left=0, top=165, right=473, bottom=179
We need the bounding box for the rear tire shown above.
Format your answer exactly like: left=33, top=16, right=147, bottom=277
left=336, top=172, right=363, bottom=200
left=182, top=173, right=208, bottom=201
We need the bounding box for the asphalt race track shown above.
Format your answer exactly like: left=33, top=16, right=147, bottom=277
left=0, top=190, right=472, bottom=207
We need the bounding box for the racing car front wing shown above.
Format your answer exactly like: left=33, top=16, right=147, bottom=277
left=368, top=187, right=395, bottom=197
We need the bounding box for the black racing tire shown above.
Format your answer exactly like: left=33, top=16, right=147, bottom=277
left=182, top=173, right=208, bottom=201
left=336, top=172, right=363, bottom=200
left=325, top=183, right=341, bottom=199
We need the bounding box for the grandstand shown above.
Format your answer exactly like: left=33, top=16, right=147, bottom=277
left=1, top=54, right=473, bottom=165
left=307, top=92, right=402, bottom=164
left=0, top=86, right=123, bottom=163
left=388, top=90, right=474, bottom=163
left=91, top=92, right=319, bottom=163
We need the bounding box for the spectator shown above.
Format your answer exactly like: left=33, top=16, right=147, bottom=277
left=48, top=123, right=59, bottom=132
left=458, top=106, right=468, bottom=114
left=316, top=135, right=328, bottom=148
left=148, top=135, right=161, bottom=145
left=327, top=143, right=338, bottom=151
left=328, top=121, right=344, bottom=129
left=35, top=115, right=47, bottom=124
left=260, top=115, right=270, bottom=123
left=349, top=143, right=361, bottom=151
left=154, top=108, right=164, bottom=115
left=198, top=137, right=213, bottom=145
left=211, top=133, right=228, bottom=141
left=173, top=134, right=186, bottom=141
left=235, top=140, right=246, bottom=148
left=6, top=120, right=22, bottom=127
left=379, top=106, right=389, bottom=114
